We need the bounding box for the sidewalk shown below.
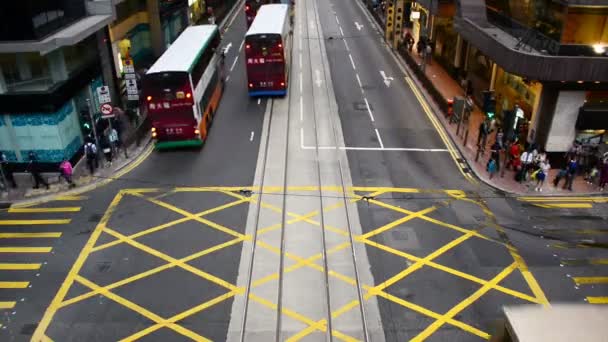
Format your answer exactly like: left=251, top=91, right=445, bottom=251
left=1, top=135, right=152, bottom=206
left=400, top=48, right=604, bottom=195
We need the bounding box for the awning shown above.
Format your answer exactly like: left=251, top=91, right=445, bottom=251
left=576, top=105, right=608, bottom=130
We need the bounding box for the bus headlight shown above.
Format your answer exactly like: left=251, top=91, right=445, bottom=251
left=194, top=129, right=200, bottom=135
left=152, top=132, right=157, bottom=138
left=151, top=127, right=156, bottom=132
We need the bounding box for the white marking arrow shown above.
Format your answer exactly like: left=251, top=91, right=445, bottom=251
left=355, top=22, right=364, bottom=31
left=380, top=70, right=394, bottom=87
left=315, top=70, right=323, bottom=87
left=223, top=42, right=232, bottom=54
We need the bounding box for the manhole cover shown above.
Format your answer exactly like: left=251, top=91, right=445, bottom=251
left=21, top=323, right=38, bottom=335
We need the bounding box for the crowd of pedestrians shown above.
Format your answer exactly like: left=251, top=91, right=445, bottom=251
left=484, top=127, right=608, bottom=192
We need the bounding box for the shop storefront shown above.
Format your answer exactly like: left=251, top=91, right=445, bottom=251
left=160, top=0, right=189, bottom=49
left=464, top=45, right=494, bottom=105
left=410, top=2, right=429, bottom=45
left=493, top=67, right=542, bottom=143
left=432, top=16, right=458, bottom=77
left=0, top=100, right=84, bottom=163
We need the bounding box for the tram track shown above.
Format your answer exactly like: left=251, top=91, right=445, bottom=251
left=237, top=0, right=371, bottom=340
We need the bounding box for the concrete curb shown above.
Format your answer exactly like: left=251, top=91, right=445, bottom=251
left=353, top=0, right=606, bottom=197
left=2, top=136, right=153, bottom=208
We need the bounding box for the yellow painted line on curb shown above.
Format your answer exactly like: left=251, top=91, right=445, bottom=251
left=0, top=247, right=52, bottom=253
left=8, top=207, right=81, bottom=213
left=405, top=76, right=477, bottom=184
left=573, top=277, right=608, bottom=285
left=0, top=301, right=16, bottom=309
left=0, top=219, right=71, bottom=225
left=54, top=195, right=88, bottom=201
left=533, top=203, right=593, bottom=209
left=587, top=297, right=608, bottom=304
left=0, top=233, right=62, bottom=238
left=0, top=281, right=29, bottom=288
left=0, top=263, right=41, bottom=270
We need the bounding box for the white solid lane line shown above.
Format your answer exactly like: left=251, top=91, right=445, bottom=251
left=349, top=54, right=356, bottom=70
left=335, top=16, right=340, bottom=24
left=230, top=56, right=238, bottom=72
left=344, top=40, right=350, bottom=51
left=238, top=39, right=245, bottom=52
left=300, top=145, right=450, bottom=151
left=375, top=128, right=384, bottom=148
left=299, top=52, right=302, bottom=69
left=363, top=97, right=374, bottom=122
left=300, top=96, right=304, bottom=122
left=356, top=73, right=363, bottom=88
left=300, top=72, right=303, bottom=93
left=339, top=26, right=344, bottom=36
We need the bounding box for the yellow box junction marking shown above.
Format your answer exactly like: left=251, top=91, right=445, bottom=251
left=0, top=233, right=61, bottom=238
left=0, top=281, right=29, bottom=288
left=0, top=247, right=52, bottom=253
left=32, top=187, right=547, bottom=342
left=587, top=297, right=608, bottom=304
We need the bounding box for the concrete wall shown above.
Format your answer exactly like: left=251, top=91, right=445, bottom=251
left=544, top=91, right=586, bottom=152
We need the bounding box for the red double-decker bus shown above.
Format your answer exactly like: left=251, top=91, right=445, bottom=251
left=245, top=4, right=290, bottom=96
left=245, top=0, right=281, bottom=27
left=141, top=25, right=225, bottom=149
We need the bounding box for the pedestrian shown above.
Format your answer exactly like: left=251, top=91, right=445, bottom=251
left=553, top=167, right=567, bottom=187
left=477, top=119, right=489, bottom=148
left=84, top=140, right=98, bottom=175
left=487, top=157, right=497, bottom=179
left=563, top=158, right=578, bottom=191
left=535, top=160, right=550, bottom=192
left=599, top=160, right=608, bottom=191
left=59, top=157, right=75, bottom=188
left=517, top=149, right=534, bottom=182
left=416, top=40, right=423, bottom=55
left=489, top=140, right=502, bottom=172
left=504, top=139, right=520, bottom=171
left=0, top=152, right=17, bottom=189
left=26, top=152, right=49, bottom=190
left=496, top=128, right=504, bottom=149
left=535, top=148, right=547, bottom=167
left=425, top=44, right=432, bottom=65
left=109, top=127, right=119, bottom=156
left=101, top=134, right=113, bottom=167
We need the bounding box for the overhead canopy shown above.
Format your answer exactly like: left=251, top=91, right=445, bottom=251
left=576, top=105, right=608, bottom=130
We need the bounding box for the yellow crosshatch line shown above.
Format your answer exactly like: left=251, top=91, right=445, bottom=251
left=31, top=187, right=548, bottom=342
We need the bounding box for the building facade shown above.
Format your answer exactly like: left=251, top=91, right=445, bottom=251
left=0, top=0, right=116, bottom=166
left=410, top=0, right=608, bottom=157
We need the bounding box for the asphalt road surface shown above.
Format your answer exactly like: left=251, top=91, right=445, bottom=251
left=0, top=0, right=606, bottom=341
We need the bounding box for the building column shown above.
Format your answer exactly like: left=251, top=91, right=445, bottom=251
left=454, top=34, right=463, bottom=68
left=489, top=63, right=497, bottom=90
left=96, top=28, right=121, bottom=107
left=47, top=49, right=68, bottom=82
left=0, top=65, right=8, bottom=94
left=15, top=54, right=32, bottom=80
left=147, top=0, right=164, bottom=58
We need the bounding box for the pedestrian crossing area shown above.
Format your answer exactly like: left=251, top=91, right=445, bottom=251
left=0, top=198, right=84, bottom=312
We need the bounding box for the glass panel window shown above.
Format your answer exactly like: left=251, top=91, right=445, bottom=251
left=0, top=53, right=54, bottom=93
left=63, top=36, right=98, bottom=77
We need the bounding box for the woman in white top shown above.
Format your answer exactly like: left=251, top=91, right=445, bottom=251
left=535, top=160, right=551, bottom=192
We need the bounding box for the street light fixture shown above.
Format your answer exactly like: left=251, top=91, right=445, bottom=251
left=592, top=43, right=605, bottom=54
